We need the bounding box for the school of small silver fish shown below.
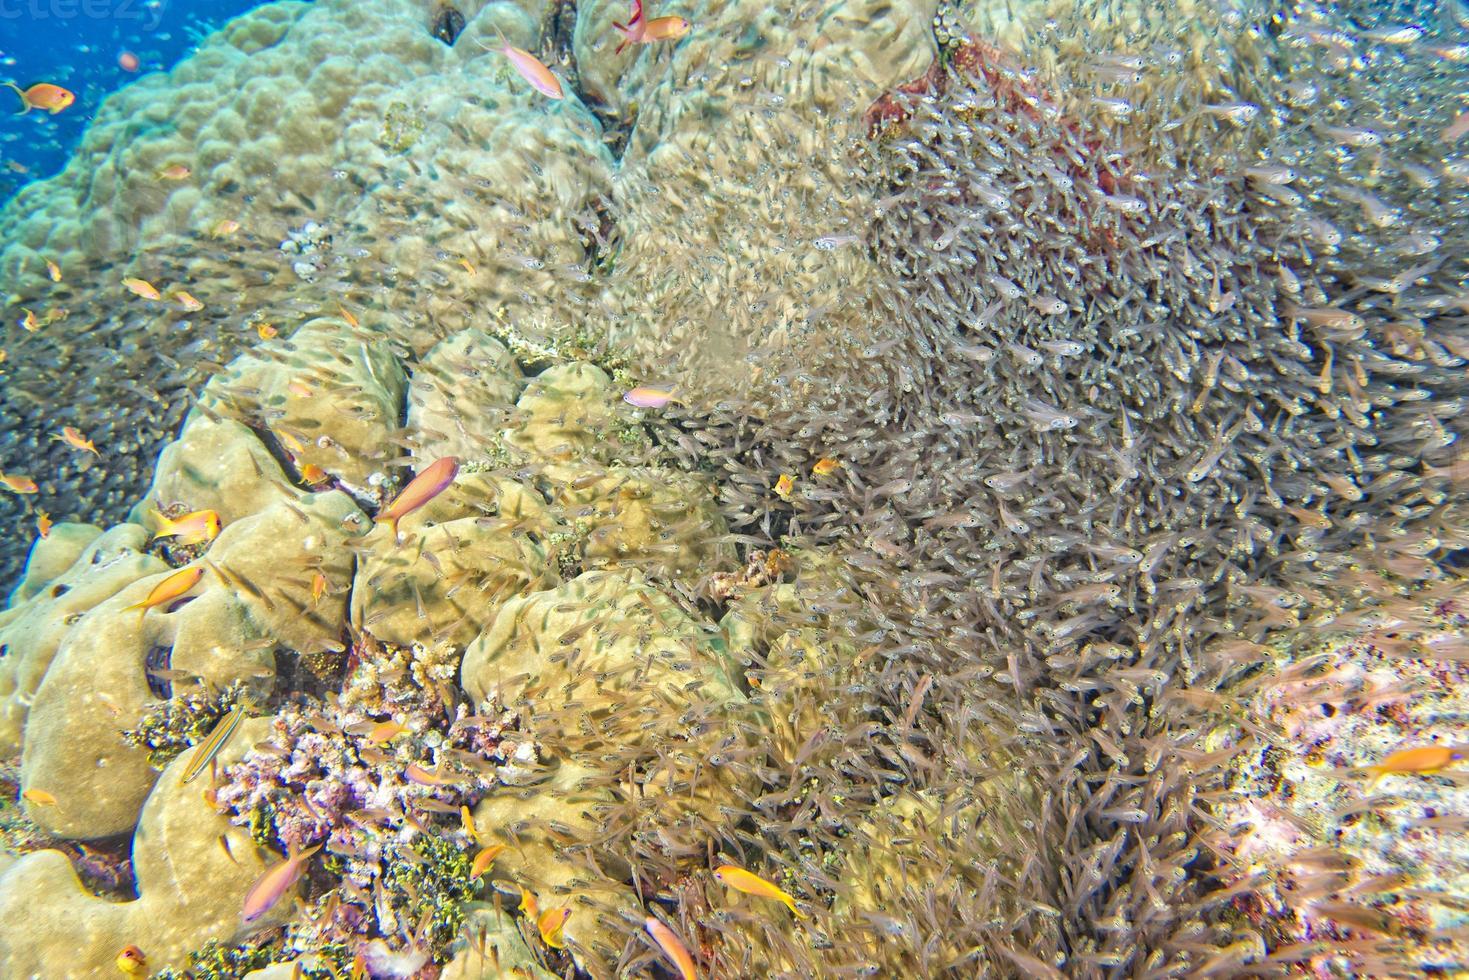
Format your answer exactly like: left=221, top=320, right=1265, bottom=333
left=0, top=0, right=1466, bottom=977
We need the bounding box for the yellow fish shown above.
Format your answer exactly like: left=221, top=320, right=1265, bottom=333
left=21, top=788, right=57, bottom=807
left=115, top=944, right=147, bottom=975
left=150, top=508, right=221, bottom=545
left=713, top=864, right=803, bottom=917
left=44, top=258, right=61, bottom=282
left=470, top=843, right=506, bottom=879
left=256, top=322, right=278, bottom=340
left=19, top=307, right=38, bottom=332
left=537, top=907, right=571, bottom=949
left=36, top=510, right=51, bottom=538
left=210, top=218, right=240, bottom=238
left=773, top=474, right=795, bottom=499
left=182, top=701, right=247, bottom=784
left=365, top=720, right=407, bottom=744
left=125, top=565, right=205, bottom=620
left=812, top=457, right=841, bottom=477
left=338, top=304, right=359, bottom=328
left=1, top=474, right=38, bottom=494
left=122, top=277, right=161, bottom=300
left=1366, top=745, right=1467, bottom=788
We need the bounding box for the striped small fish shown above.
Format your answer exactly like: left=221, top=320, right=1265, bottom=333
left=181, top=701, right=249, bottom=784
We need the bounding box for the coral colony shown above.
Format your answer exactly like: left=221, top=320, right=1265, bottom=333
left=0, top=0, right=1465, bottom=977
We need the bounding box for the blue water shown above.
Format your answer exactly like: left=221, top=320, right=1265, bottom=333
left=0, top=0, right=274, bottom=202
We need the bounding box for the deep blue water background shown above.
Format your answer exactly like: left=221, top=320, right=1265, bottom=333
left=0, top=0, right=279, bottom=203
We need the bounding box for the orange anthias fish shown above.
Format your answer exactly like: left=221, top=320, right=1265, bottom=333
left=311, top=571, right=328, bottom=606
left=18, top=307, right=39, bottom=332
left=36, top=510, right=51, bottom=538
left=210, top=218, right=241, bottom=238
left=151, top=508, right=222, bottom=545
left=713, top=864, right=804, bottom=917
left=537, top=907, right=571, bottom=949
left=481, top=30, right=564, bottom=99
left=1, top=474, right=38, bottom=494
left=241, top=841, right=320, bottom=924
left=624, top=385, right=678, bottom=409
left=613, top=1, right=691, bottom=53
left=125, top=566, right=205, bottom=620
left=337, top=304, right=359, bottom=328
left=44, top=259, right=61, bottom=282
left=1366, top=745, right=1468, bottom=788
left=365, top=720, right=407, bottom=744
left=812, top=457, right=841, bottom=477
left=773, top=473, right=795, bottom=499
left=157, top=164, right=191, bottom=180
left=122, top=277, right=162, bottom=300
left=376, top=457, right=459, bottom=541
left=404, top=762, right=456, bottom=787
left=170, top=289, right=205, bottom=312
left=470, top=843, right=506, bottom=879
left=645, top=917, right=698, bottom=980
left=21, top=788, right=57, bottom=807
left=300, top=463, right=331, bottom=486
left=4, top=82, right=75, bottom=115
left=60, top=426, right=100, bottom=455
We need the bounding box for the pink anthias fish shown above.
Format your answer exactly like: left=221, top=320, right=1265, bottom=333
left=613, top=0, right=691, bottom=54
left=481, top=29, right=563, bottom=99
left=375, top=456, right=460, bottom=540
left=241, top=841, right=320, bottom=924
left=624, top=385, right=679, bottom=409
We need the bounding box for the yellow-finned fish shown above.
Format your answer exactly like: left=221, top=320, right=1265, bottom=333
left=470, top=844, right=505, bottom=878
left=21, top=788, right=57, bottom=807
left=151, top=508, right=221, bottom=546
left=121, top=277, right=161, bottom=300
left=537, top=907, right=571, bottom=949
left=60, top=425, right=100, bottom=455
left=181, top=701, right=248, bottom=784
left=1366, top=745, right=1467, bottom=788
left=713, top=864, right=804, bottom=917
left=115, top=944, right=147, bottom=975
left=126, top=565, right=205, bottom=620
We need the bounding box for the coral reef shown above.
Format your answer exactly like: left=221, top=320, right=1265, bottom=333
left=0, top=0, right=1465, bottom=976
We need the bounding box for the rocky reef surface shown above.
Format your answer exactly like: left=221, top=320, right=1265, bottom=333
left=1, top=0, right=1466, bottom=977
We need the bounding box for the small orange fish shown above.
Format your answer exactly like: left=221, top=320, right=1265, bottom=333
left=470, top=843, right=506, bottom=878
left=256, top=322, right=278, bottom=340
left=60, top=426, right=100, bottom=456
left=458, top=258, right=476, bottom=275
left=404, top=762, right=456, bottom=786
left=4, top=82, right=75, bottom=115
left=481, top=29, right=564, bottom=99
left=44, top=259, right=61, bottom=282
left=1, top=474, right=38, bottom=494
left=537, top=907, right=571, bottom=949
left=21, top=788, right=57, bottom=807
left=713, top=864, right=803, bottom=917
left=1366, top=745, right=1467, bottom=788
left=210, top=218, right=241, bottom=238
left=300, top=463, right=330, bottom=486
left=36, top=510, right=51, bottom=538
left=812, top=457, right=841, bottom=477
left=338, top=304, right=359, bottom=328
left=115, top=944, right=147, bottom=975
left=242, top=841, right=320, bottom=924
left=125, top=566, right=205, bottom=619
left=122, top=277, right=161, bottom=300
left=311, top=571, right=328, bottom=606
left=377, top=457, right=459, bottom=541
left=461, top=805, right=479, bottom=840
left=366, top=720, right=407, bottom=744
left=150, top=508, right=221, bottom=545
left=774, top=474, right=795, bottom=499
left=42, top=307, right=65, bottom=325
left=645, top=917, right=697, bottom=980
left=0, top=348, right=8, bottom=364
left=170, top=290, right=204, bottom=312
left=277, top=430, right=307, bottom=455
left=19, top=307, right=38, bottom=332
left=157, top=164, right=191, bottom=180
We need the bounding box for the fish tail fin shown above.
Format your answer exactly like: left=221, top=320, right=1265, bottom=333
left=3, top=82, right=28, bottom=115
left=150, top=508, right=174, bottom=539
